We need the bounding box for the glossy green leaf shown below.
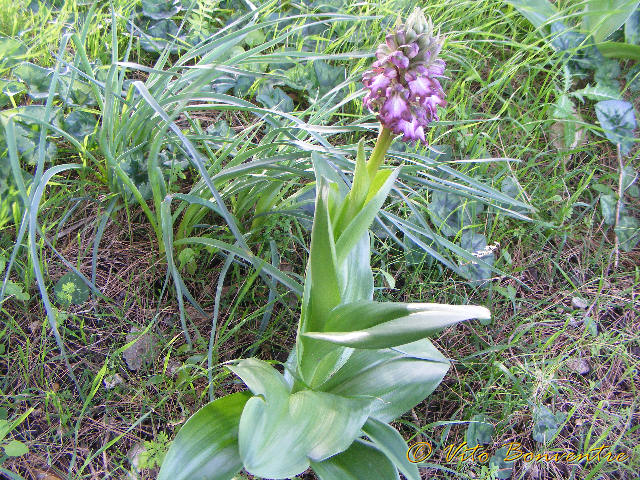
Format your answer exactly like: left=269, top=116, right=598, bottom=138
left=157, top=391, right=250, bottom=480
left=304, top=301, right=490, bottom=349
left=583, top=0, right=640, bottom=42
left=532, top=405, right=566, bottom=444
left=625, top=8, right=640, bottom=44
left=13, top=63, right=52, bottom=100
left=54, top=272, right=90, bottom=306
left=600, top=193, right=618, bottom=225
left=3, top=440, right=28, bottom=457
left=256, top=84, right=294, bottom=113
left=0, top=37, right=26, bottom=68
left=597, top=40, right=640, bottom=60
left=142, top=0, right=181, bottom=20
left=362, top=418, right=419, bottom=480
left=504, top=0, right=558, bottom=31
left=63, top=110, right=97, bottom=141
left=595, top=100, right=637, bottom=154
left=311, top=439, right=399, bottom=480
left=231, top=359, right=372, bottom=479
left=321, top=339, right=450, bottom=422
left=615, top=215, right=640, bottom=251
left=335, top=168, right=399, bottom=265
left=465, top=414, right=495, bottom=448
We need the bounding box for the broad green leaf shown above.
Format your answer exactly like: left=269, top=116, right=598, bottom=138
left=465, top=415, right=495, bottom=449
left=157, top=391, right=250, bottom=480
left=571, top=83, right=621, bottom=102
left=0, top=37, right=26, bottom=68
left=63, top=110, right=97, bottom=141
left=311, top=439, right=399, bottom=480
left=321, top=338, right=450, bottom=422
left=362, top=418, right=419, bottom=480
left=615, top=215, right=640, bottom=251
left=600, top=193, right=618, bottom=225
left=54, top=272, right=90, bottom=306
left=12, top=63, right=52, bottom=100
left=490, top=446, right=515, bottom=479
left=583, top=0, right=640, bottom=42
left=504, top=0, right=558, bottom=32
left=3, top=440, right=28, bottom=457
left=460, top=232, right=494, bottom=285
left=625, top=8, right=640, bottom=44
left=232, top=359, right=372, bottom=479
left=0, top=80, right=25, bottom=108
left=335, top=168, right=399, bottom=265
left=337, top=231, right=373, bottom=304
left=304, top=301, right=490, bottom=349
left=256, top=84, right=294, bottom=113
left=595, top=100, right=637, bottom=154
left=532, top=405, right=565, bottom=444
left=597, top=41, right=640, bottom=60
left=142, top=0, right=180, bottom=20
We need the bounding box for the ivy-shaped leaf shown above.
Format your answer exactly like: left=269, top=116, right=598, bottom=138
left=532, top=405, right=565, bottom=444
left=0, top=37, right=27, bottom=69
left=142, top=0, right=181, bottom=20
left=313, top=60, right=344, bottom=95
left=13, top=62, right=53, bottom=100
left=256, top=84, right=294, bottom=112
left=465, top=414, right=495, bottom=449
left=460, top=231, right=494, bottom=285
left=63, top=110, right=97, bottom=141
left=0, top=79, right=26, bottom=108
left=615, top=215, right=640, bottom=251
left=489, top=446, right=514, bottom=479
left=595, top=100, right=637, bottom=154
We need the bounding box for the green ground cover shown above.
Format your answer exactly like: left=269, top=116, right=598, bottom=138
left=0, top=0, right=638, bottom=479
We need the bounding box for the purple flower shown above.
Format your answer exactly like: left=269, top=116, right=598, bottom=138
left=362, top=8, right=447, bottom=145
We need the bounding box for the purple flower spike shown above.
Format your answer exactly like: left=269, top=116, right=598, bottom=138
left=362, top=8, right=447, bottom=145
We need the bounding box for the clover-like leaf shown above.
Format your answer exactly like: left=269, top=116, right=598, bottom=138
left=54, top=272, right=90, bottom=306
left=595, top=100, right=637, bottom=154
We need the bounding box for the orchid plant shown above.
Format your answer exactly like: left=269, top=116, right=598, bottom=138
left=158, top=9, right=490, bottom=480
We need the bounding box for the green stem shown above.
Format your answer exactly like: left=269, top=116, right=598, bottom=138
left=366, top=126, right=394, bottom=180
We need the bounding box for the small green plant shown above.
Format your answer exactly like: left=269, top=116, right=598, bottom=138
left=0, top=408, right=33, bottom=460
left=158, top=10, right=490, bottom=479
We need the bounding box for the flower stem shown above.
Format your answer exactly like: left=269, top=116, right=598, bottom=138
left=366, top=126, right=394, bottom=179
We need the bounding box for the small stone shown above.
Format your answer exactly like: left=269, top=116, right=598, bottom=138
left=128, top=442, right=146, bottom=472
left=571, top=297, right=588, bottom=310
left=567, top=357, right=591, bottom=375
left=104, top=373, right=124, bottom=389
